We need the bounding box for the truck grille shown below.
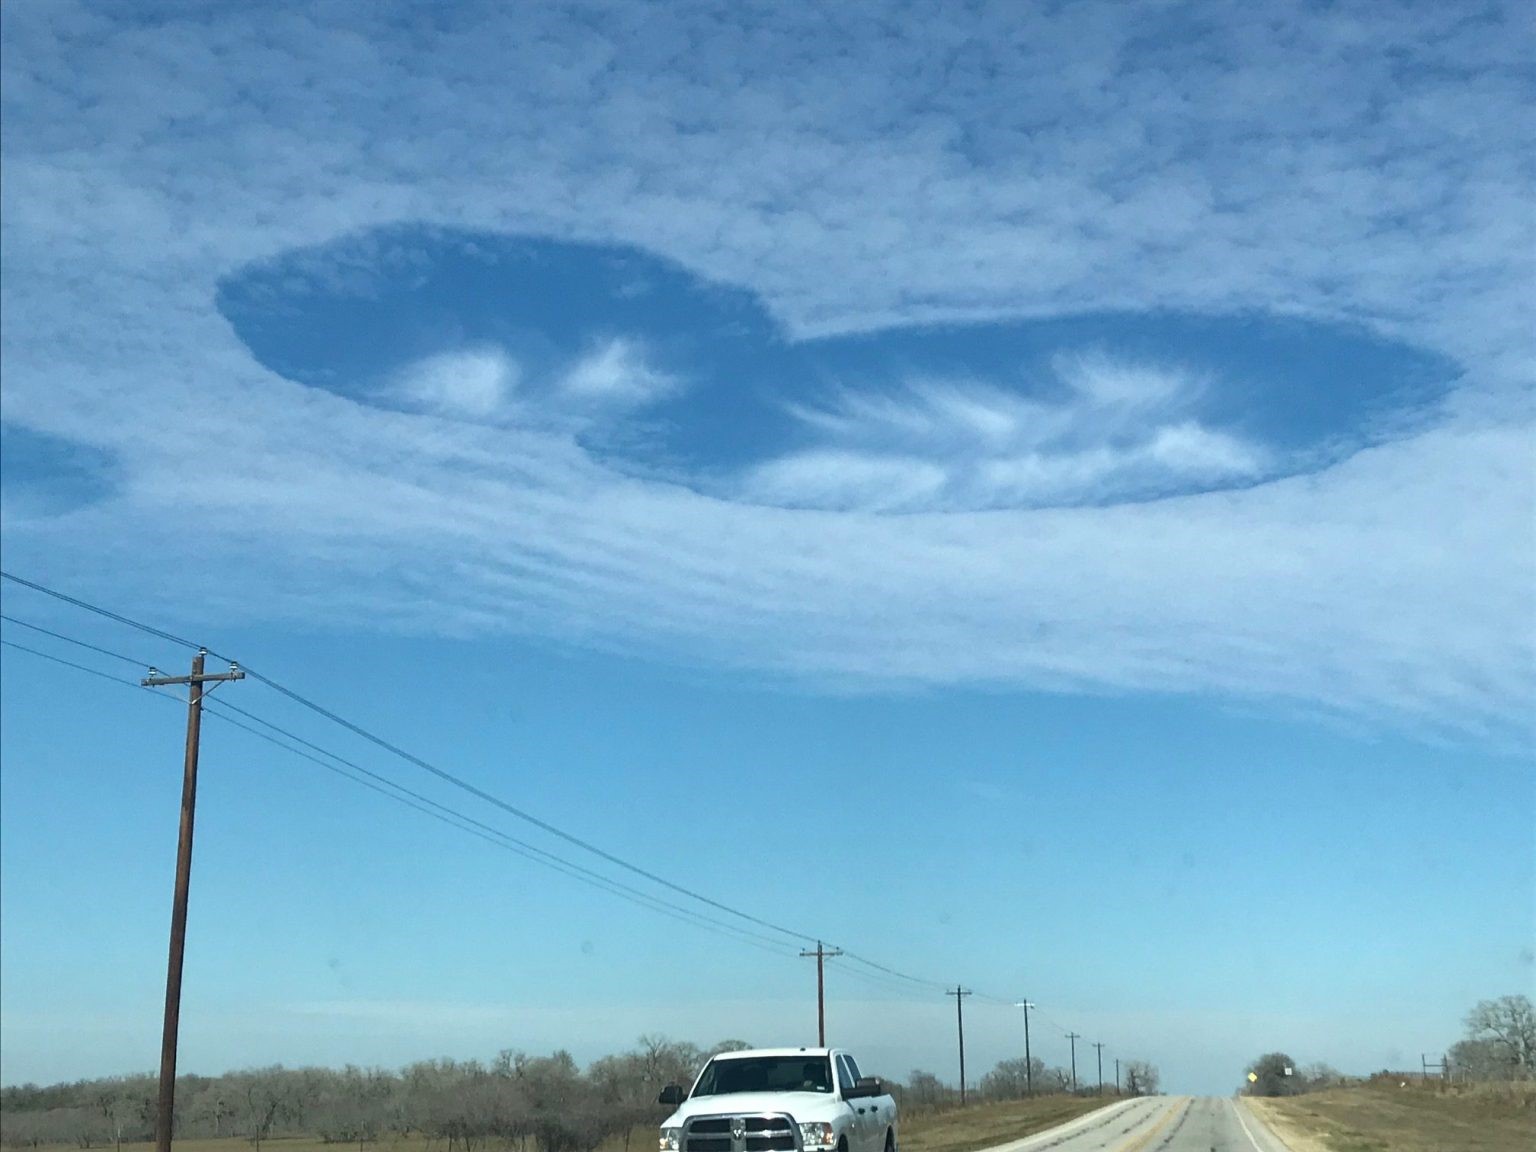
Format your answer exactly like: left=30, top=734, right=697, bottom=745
left=682, top=1115, right=798, bottom=1152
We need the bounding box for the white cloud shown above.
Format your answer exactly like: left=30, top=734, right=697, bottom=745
left=741, top=451, right=948, bottom=512
left=1056, top=351, right=1194, bottom=411
left=752, top=357, right=1270, bottom=510
left=560, top=337, right=678, bottom=406
left=387, top=347, right=517, bottom=419
left=0, top=0, right=1529, bottom=737
left=1144, top=424, right=1268, bottom=477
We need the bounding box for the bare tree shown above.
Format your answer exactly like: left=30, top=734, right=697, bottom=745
left=1464, top=995, right=1535, bottom=1077
left=902, top=1071, right=949, bottom=1112
left=1450, top=1037, right=1516, bottom=1082
left=978, top=1058, right=1044, bottom=1101
left=1298, top=1063, right=1341, bottom=1091
left=94, top=1079, right=153, bottom=1152
left=1122, top=1062, right=1159, bottom=1097
left=236, top=1069, right=297, bottom=1152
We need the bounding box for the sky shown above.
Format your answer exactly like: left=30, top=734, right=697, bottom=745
left=0, top=0, right=1533, bottom=1099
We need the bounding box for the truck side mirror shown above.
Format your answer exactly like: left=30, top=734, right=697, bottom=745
left=658, top=1085, right=687, bottom=1106
left=849, top=1078, right=885, bottom=1098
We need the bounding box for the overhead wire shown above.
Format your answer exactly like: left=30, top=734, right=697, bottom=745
left=201, top=698, right=801, bottom=956
left=3, top=568, right=817, bottom=948
left=0, top=627, right=798, bottom=958
left=0, top=638, right=150, bottom=689
left=236, top=665, right=826, bottom=948
left=1, top=573, right=1111, bottom=1035
left=1, top=571, right=202, bottom=650
left=0, top=622, right=805, bottom=960
left=0, top=614, right=153, bottom=668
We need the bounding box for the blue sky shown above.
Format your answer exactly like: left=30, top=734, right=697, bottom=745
left=1, top=0, right=1532, bottom=1098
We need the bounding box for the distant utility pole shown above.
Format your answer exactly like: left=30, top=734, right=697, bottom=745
left=1066, top=1033, right=1081, bottom=1094
left=948, top=987, right=972, bottom=1105
left=1014, top=1000, right=1035, bottom=1095
left=1115, top=1058, right=1120, bottom=1096
left=144, top=650, right=243, bottom=1152
left=1093, top=1043, right=1105, bottom=1096
left=799, top=941, right=843, bottom=1046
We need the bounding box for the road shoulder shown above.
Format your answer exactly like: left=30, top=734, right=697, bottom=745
left=1239, top=1098, right=1322, bottom=1152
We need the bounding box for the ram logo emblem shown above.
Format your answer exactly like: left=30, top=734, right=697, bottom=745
left=730, top=1120, right=746, bottom=1142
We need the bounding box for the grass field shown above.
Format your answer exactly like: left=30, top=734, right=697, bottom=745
left=896, top=1097, right=1112, bottom=1152
left=1248, top=1082, right=1536, bottom=1152
left=12, top=1099, right=1116, bottom=1152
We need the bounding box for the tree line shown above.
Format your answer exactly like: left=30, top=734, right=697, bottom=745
left=0, top=1037, right=1160, bottom=1151
left=1241, top=993, right=1535, bottom=1096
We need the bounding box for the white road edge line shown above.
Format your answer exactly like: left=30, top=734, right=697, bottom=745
left=1233, top=1099, right=1280, bottom=1152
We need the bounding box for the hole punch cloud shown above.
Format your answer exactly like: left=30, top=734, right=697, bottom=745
left=217, top=227, right=1454, bottom=514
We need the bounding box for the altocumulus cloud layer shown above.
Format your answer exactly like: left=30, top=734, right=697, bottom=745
left=0, top=0, right=1531, bottom=734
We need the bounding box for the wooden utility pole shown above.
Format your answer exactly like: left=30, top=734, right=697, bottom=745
left=144, top=650, right=243, bottom=1152
left=1015, top=1000, right=1035, bottom=1095
left=1093, top=1042, right=1105, bottom=1095
left=1066, top=1033, right=1081, bottom=1094
left=1115, top=1058, right=1120, bottom=1095
left=798, top=942, right=843, bottom=1046
left=948, top=987, right=972, bottom=1105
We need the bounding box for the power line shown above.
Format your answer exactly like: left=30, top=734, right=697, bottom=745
left=840, top=950, right=951, bottom=993
left=2, top=641, right=1117, bottom=1048
left=0, top=574, right=1121, bottom=1044
left=0, top=634, right=801, bottom=958
left=2, top=569, right=816, bottom=948
left=0, top=633, right=797, bottom=956
left=238, top=665, right=823, bottom=947
left=0, top=638, right=148, bottom=688
left=198, top=700, right=801, bottom=956
left=1, top=572, right=202, bottom=650
left=0, top=614, right=153, bottom=667
left=0, top=630, right=839, bottom=971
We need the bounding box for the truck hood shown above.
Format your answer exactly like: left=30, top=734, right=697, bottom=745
left=662, top=1092, right=841, bottom=1126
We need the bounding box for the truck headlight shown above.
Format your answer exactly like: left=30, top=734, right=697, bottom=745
left=660, top=1129, right=681, bottom=1152
left=798, top=1123, right=836, bottom=1150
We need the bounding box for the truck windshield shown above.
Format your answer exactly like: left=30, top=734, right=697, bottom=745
left=693, top=1056, right=833, bottom=1096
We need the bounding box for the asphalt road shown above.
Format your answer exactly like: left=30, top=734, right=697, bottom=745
left=983, top=1095, right=1295, bottom=1152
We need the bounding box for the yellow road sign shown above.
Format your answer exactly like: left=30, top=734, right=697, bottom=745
left=1248, top=1072, right=1258, bottom=1083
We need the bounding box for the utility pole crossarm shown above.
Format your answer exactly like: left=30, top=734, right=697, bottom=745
left=143, top=664, right=245, bottom=688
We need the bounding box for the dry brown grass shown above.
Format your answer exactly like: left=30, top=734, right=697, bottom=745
left=1249, top=1081, right=1535, bottom=1152
left=16, top=1099, right=1116, bottom=1152
left=896, top=1097, right=1112, bottom=1152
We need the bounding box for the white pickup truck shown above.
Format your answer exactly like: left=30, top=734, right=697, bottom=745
left=657, top=1048, right=898, bottom=1152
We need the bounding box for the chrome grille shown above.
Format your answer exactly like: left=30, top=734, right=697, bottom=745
left=682, top=1114, right=798, bottom=1152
